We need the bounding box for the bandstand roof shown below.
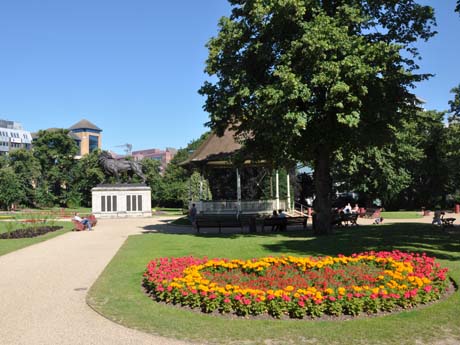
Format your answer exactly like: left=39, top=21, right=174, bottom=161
left=181, top=128, right=242, bottom=167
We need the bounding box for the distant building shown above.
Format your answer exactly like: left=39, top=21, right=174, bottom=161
left=31, top=119, right=102, bottom=158
left=69, top=119, right=102, bottom=157
left=132, top=147, right=177, bottom=172
left=0, top=119, right=33, bottom=155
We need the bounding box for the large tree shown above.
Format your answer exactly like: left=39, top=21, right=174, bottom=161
left=445, top=86, right=460, bottom=199
left=33, top=129, right=78, bottom=206
left=200, top=0, right=436, bottom=234
left=334, top=110, right=447, bottom=209
left=0, top=167, right=25, bottom=210
left=68, top=150, right=105, bottom=207
left=8, top=149, right=41, bottom=207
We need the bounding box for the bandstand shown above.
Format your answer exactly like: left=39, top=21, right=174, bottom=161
left=181, top=128, right=293, bottom=216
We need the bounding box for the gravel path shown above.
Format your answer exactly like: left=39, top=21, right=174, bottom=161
left=0, top=217, right=190, bottom=345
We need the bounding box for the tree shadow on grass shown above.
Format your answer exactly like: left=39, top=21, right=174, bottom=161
left=139, top=220, right=460, bottom=261
left=262, top=223, right=460, bottom=262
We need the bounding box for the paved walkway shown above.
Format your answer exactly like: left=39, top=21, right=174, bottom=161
left=0, top=217, right=190, bottom=345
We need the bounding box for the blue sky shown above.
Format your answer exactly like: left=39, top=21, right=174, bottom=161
left=0, top=1, right=459, bottom=154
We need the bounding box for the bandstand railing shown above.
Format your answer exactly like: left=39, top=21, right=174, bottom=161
left=192, top=200, right=287, bottom=215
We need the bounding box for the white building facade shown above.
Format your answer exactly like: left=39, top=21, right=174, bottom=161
left=0, top=119, right=33, bottom=155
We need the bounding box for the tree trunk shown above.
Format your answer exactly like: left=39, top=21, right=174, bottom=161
left=313, top=149, right=333, bottom=235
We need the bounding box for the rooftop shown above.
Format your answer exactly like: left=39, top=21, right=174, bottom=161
left=181, top=128, right=242, bottom=166
left=69, top=119, right=102, bottom=132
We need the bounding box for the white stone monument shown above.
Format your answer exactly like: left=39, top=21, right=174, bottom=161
left=92, top=184, right=152, bottom=218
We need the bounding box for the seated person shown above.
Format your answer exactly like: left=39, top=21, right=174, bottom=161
left=278, top=209, right=287, bottom=231
left=373, top=217, right=384, bottom=225
left=271, top=210, right=279, bottom=231
left=73, top=212, right=92, bottom=231
left=432, top=209, right=443, bottom=226
left=343, top=203, right=352, bottom=214
left=352, top=204, right=360, bottom=214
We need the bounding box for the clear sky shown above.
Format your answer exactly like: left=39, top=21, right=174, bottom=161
left=0, top=1, right=459, bottom=154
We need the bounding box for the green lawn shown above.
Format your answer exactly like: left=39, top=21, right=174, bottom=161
left=1, top=207, right=92, bottom=220
left=152, top=207, right=186, bottom=216
left=169, top=216, right=191, bottom=225
left=87, top=223, right=460, bottom=345
left=0, top=221, right=73, bottom=256
left=380, top=211, right=424, bottom=219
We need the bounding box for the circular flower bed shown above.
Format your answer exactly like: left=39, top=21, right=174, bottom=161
left=143, top=251, right=450, bottom=318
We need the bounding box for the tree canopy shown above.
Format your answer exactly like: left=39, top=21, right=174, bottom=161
left=200, top=0, right=436, bottom=233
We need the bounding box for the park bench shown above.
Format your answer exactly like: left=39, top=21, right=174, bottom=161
left=195, top=216, right=243, bottom=233
left=360, top=208, right=381, bottom=219
left=262, top=216, right=309, bottom=232
left=72, top=214, right=97, bottom=231
left=441, top=216, right=456, bottom=228
left=337, top=213, right=359, bottom=227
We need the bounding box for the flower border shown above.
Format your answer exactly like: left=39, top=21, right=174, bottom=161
left=143, top=251, right=449, bottom=318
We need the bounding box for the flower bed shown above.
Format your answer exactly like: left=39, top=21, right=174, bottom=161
left=143, top=251, right=450, bottom=318
left=0, top=226, right=63, bottom=239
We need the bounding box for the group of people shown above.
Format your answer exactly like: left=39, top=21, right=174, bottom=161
left=339, top=203, right=384, bottom=224
left=342, top=203, right=360, bottom=214
left=271, top=209, right=287, bottom=231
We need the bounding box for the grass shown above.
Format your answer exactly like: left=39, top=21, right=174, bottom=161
left=169, top=216, right=191, bottom=225
left=0, top=221, right=73, bottom=256
left=152, top=207, right=185, bottom=216
left=381, top=211, right=424, bottom=219
left=87, top=223, right=460, bottom=345
left=1, top=207, right=92, bottom=220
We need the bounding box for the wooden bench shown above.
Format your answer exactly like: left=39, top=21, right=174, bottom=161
left=441, top=217, right=456, bottom=228
left=262, top=216, right=309, bottom=232
left=195, top=216, right=243, bottom=233
left=360, top=208, right=381, bottom=219
left=72, top=214, right=97, bottom=231
left=338, top=213, right=359, bottom=227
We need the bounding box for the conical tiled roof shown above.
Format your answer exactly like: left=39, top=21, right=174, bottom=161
left=69, top=119, right=102, bottom=132
left=180, top=128, right=242, bottom=166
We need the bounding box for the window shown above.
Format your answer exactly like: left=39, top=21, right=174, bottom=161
left=138, top=195, right=142, bottom=211
left=89, top=135, right=99, bottom=152
left=132, top=195, right=137, bottom=211
left=127, top=195, right=142, bottom=211
left=101, top=195, right=117, bottom=212
left=126, top=195, right=131, bottom=211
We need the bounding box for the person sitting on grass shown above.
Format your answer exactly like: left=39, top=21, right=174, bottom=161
left=73, top=212, right=92, bottom=231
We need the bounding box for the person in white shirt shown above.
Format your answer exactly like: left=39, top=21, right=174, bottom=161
left=73, top=213, right=92, bottom=231
left=343, top=203, right=352, bottom=214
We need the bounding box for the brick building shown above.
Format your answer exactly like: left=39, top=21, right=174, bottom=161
left=132, top=147, right=177, bottom=172
left=68, top=119, right=102, bottom=157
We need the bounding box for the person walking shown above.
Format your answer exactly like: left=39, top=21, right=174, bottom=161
left=189, top=204, right=197, bottom=228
